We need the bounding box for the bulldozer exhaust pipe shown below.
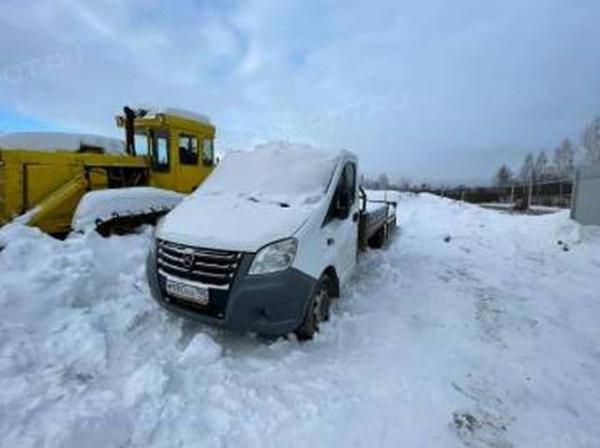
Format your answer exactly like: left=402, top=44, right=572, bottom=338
left=123, top=106, right=136, bottom=156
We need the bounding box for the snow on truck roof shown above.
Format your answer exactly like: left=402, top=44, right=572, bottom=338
left=199, top=141, right=350, bottom=204
left=0, top=132, right=125, bottom=154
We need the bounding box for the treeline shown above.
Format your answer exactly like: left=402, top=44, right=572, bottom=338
left=362, top=174, right=445, bottom=192
left=494, top=117, right=600, bottom=187
left=361, top=173, right=412, bottom=191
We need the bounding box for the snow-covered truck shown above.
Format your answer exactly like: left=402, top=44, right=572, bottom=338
left=147, top=143, right=396, bottom=338
left=0, top=107, right=215, bottom=235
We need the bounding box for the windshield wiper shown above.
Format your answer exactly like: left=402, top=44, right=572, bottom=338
left=247, top=196, right=290, bottom=208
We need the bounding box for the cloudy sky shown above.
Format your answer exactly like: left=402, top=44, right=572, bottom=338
left=1, top=0, right=599, bottom=183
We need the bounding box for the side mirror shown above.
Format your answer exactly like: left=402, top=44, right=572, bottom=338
left=335, top=189, right=352, bottom=220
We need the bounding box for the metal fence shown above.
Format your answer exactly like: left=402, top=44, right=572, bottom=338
left=571, top=164, right=600, bottom=226
left=425, top=180, right=573, bottom=208
left=506, top=179, right=573, bottom=208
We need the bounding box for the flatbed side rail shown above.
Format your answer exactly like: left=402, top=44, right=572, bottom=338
left=357, top=187, right=398, bottom=251
left=358, top=187, right=398, bottom=212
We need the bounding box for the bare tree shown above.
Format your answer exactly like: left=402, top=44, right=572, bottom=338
left=534, top=151, right=549, bottom=181
left=493, top=164, right=513, bottom=187
left=544, top=163, right=558, bottom=181
left=377, top=173, right=390, bottom=190
left=583, top=117, right=600, bottom=164
left=390, top=175, right=411, bottom=190
left=553, top=138, right=575, bottom=179
left=519, top=152, right=535, bottom=183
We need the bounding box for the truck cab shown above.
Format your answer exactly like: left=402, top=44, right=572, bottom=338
left=147, top=142, right=396, bottom=338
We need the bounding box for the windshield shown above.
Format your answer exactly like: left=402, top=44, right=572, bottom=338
left=197, top=142, right=342, bottom=205
left=134, top=129, right=170, bottom=171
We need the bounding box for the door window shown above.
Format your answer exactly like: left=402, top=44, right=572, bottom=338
left=134, top=131, right=149, bottom=156
left=152, top=130, right=170, bottom=172
left=324, top=162, right=357, bottom=224
left=203, top=138, right=214, bottom=165
left=343, top=163, right=357, bottom=205
left=178, top=134, right=199, bottom=165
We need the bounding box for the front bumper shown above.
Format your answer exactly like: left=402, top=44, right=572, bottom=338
left=146, top=244, right=317, bottom=335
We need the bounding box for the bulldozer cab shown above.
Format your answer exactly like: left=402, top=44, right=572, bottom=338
left=118, top=107, right=216, bottom=194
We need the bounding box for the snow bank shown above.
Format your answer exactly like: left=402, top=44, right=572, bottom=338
left=72, top=187, right=184, bottom=231
left=0, top=132, right=125, bottom=154
left=1, top=193, right=600, bottom=447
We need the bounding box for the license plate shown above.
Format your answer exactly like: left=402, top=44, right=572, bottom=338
left=165, top=280, right=209, bottom=305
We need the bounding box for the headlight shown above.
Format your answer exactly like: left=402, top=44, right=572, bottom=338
left=249, top=238, right=298, bottom=275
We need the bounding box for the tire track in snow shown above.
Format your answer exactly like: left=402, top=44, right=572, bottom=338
left=423, top=260, right=516, bottom=447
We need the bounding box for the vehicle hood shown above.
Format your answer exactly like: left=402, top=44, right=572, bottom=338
left=156, top=192, right=321, bottom=252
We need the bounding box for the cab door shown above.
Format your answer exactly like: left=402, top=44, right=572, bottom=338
left=175, top=132, right=200, bottom=193
left=175, top=132, right=215, bottom=193
left=148, top=129, right=176, bottom=191
left=322, top=161, right=359, bottom=284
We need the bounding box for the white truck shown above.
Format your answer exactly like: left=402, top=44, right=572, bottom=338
left=146, top=143, right=396, bottom=338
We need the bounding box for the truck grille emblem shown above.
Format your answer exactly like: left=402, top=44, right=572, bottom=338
left=182, top=253, right=195, bottom=269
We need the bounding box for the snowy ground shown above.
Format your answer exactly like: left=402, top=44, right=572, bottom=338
left=1, top=193, right=599, bottom=447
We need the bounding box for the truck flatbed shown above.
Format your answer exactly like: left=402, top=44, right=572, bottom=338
left=358, top=188, right=397, bottom=250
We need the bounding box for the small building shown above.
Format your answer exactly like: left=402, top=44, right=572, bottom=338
left=571, top=163, right=600, bottom=226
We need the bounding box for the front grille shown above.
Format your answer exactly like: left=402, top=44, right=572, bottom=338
left=157, top=239, right=242, bottom=289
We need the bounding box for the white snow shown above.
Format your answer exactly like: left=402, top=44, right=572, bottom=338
left=158, top=142, right=347, bottom=251
left=1, top=193, right=599, bottom=447
left=0, top=132, right=126, bottom=154
left=365, top=189, right=401, bottom=203
left=201, top=141, right=344, bottom=201
left=137, top=106, right=212, bottom=125
left=72, top=187, right=184, bottom=231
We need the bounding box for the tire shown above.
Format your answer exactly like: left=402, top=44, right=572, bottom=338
left=369, top=225, right=386, bottom=249
left=294, top=274, right=332, bottom=340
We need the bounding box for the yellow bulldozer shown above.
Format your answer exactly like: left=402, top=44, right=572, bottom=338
left=0, top=107, right=216, bottom=236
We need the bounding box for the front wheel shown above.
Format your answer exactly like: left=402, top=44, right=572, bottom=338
left=294, top=274, right=332, bottom=340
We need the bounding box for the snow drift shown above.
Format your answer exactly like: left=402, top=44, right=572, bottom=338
left=0, top=193, right=599, bottom=447
left=72, top=187, right=185, bottom=231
